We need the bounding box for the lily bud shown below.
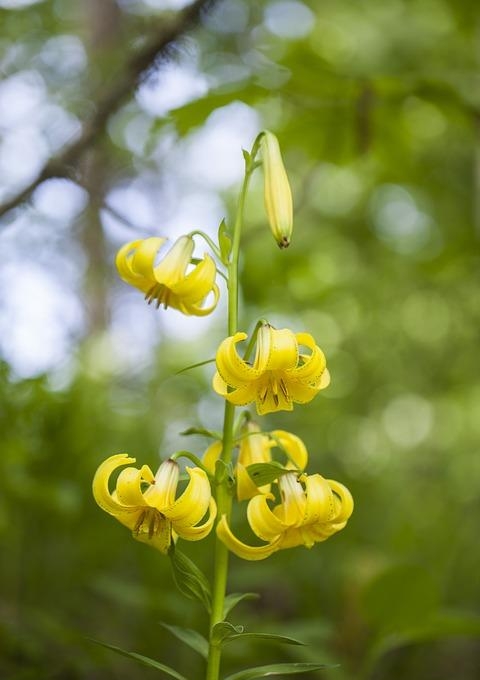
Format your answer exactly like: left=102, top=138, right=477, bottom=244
left=260, top=130, right=293, bottom=249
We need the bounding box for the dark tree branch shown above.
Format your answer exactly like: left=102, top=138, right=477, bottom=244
left=0, top=0, right=217, bottom=221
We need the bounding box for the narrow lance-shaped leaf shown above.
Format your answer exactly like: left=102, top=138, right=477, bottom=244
left=91, top=640, right=188, bottom=680
left=212, top=622, right=306, bottom=647
left=181, top=425, right=221, bottom=439
left=160, top=622, right=208, bottom=659
left=176, top=359, right=216, bottom=376
left=223, top=592, right=260, bottom=618
left=223, top=632, right=306, bottom=646
left=224, top=662, right=331, bottom=680
left=169, top=546, right=211, bottom=613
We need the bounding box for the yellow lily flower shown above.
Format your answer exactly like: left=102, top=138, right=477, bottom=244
left=92, top=454, right=217, bottom=554
left=217, top=471, right=353, bottom=561
left=202, top=426, right=310, bottom=501
left=236, top=422, right=274, bottom=500
left=260, top=130, right=293, bottom=249
left=115, top=235, right=219, bottom=316
left=212, top=324, right=330, bottom=415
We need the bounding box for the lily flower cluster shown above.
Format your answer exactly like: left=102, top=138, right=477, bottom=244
left=205, top=424, right=353, bottom=560
left=93, top=130, right=353, bottom=563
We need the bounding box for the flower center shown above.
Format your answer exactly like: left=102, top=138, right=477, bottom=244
left=260, top=374, right=289, bottom=406
left=145, top=283, right=171, bottom=309
left=133, top=507, right=170, bottom=541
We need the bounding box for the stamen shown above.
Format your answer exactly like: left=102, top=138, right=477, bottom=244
left=133, top=510, right=147, bottom=534
left=133, top=507, right=165, bottom=539
left=279, top=378, right=289, bottom=400
left=144, top=284, right=171, bottom=309
left=144, top=285, right=156, bottom=304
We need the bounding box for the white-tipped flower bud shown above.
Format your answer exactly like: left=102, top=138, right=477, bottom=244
left=260, top=130, right=293, bottom=249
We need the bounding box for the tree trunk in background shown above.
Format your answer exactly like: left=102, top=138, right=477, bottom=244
left=79, top=0, right=123, bottom=335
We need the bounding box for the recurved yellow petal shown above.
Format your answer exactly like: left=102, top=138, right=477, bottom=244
left=181, top=284, right=220, bottom=316
left=271, top=430, right=308, bottom=471
left=202, top=441, right=222, bottom=475
left=92, top=453, right=139, bottom=516
left=216, top=515, right=280, bottom=561
left=131, top=237, right=167, bottom=279
left=327, top=480, right=354, bottom=523
left=116, top=466, right=149, bottom=507
left=215, top=332, right=259, bottom=388
left=165, top=467, right=211, bottom=528
left=175, top=498, right=217, bottom=541
left=153, top=235, right=193, bottom=284
left=255, top=326, right=298, bottom=372
left=172, top=254, right=216, bottom=301
left=278, top=473, right=307, bottom=525
left=247, top=493, right=286, bottom=541
left=144, top=459, right=179, bottom=510
left=303, top=474, right=336, bottom=525
left=236, top=462, right=265, bottom=501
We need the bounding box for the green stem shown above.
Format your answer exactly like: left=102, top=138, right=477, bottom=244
left=189, top=229, right=222, bottom=260
left=205, top=147, right=259, bottom=680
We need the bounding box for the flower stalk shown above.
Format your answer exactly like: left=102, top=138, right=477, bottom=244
left=205, top=142, right=260, bottom=680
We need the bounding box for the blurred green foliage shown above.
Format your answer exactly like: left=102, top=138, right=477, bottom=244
left=1, top=0, right=480, bottom=679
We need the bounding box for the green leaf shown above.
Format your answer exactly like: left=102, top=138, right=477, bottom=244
left=180, top=426, right=221, bottom=439
left=246, top=462, right=292, bottom=487
left=223, top=592, right=260, bottom=618
left=169, top=546, right=211, bottom=613
left=224, top=662, right=330, bottom=680
left=160, top=622, right=208, bottom=659
left=91, top=640, right=188, bottom=680
left=242, top=148, right=251, bottom=164
left=218, top=218, right=232, bottom=263
left=211, top=622, right=306, bottom=648
left=175, top=358, right=216, bottom=376
left=215, top=459, right=235, bottom=487
left=224, top=632, right=306, bottom=646
left=211, top=621, right=244, bottom=645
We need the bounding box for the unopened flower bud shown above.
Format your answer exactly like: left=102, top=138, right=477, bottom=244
left=260, top=130, right=293, bottom=249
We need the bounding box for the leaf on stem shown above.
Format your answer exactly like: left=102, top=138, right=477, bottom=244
left=215, top=459, right=235, bottom=487
left=242, top=149, right=251, bottom=164
left=211, top=622, right=306, bottom=647
left=169, top=546, right=212, bottom=613
left=160, top=622, right=208, bottom=659
left=246, top=462, right=293, bottom=487
left=91, top=639, right=188, bottom=680
left=211, top=621, right=244, bottom=645
left=224, top=662, right=331, bottom=680
left=218, top=218, right=232, bottom=263
left=181, top=426, right=222, bottom=439
left=223, top=592, right=260, bottom=618
left=224, top=632, right=306, bottom=646
left=175, top=358, right=216, bottom=376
